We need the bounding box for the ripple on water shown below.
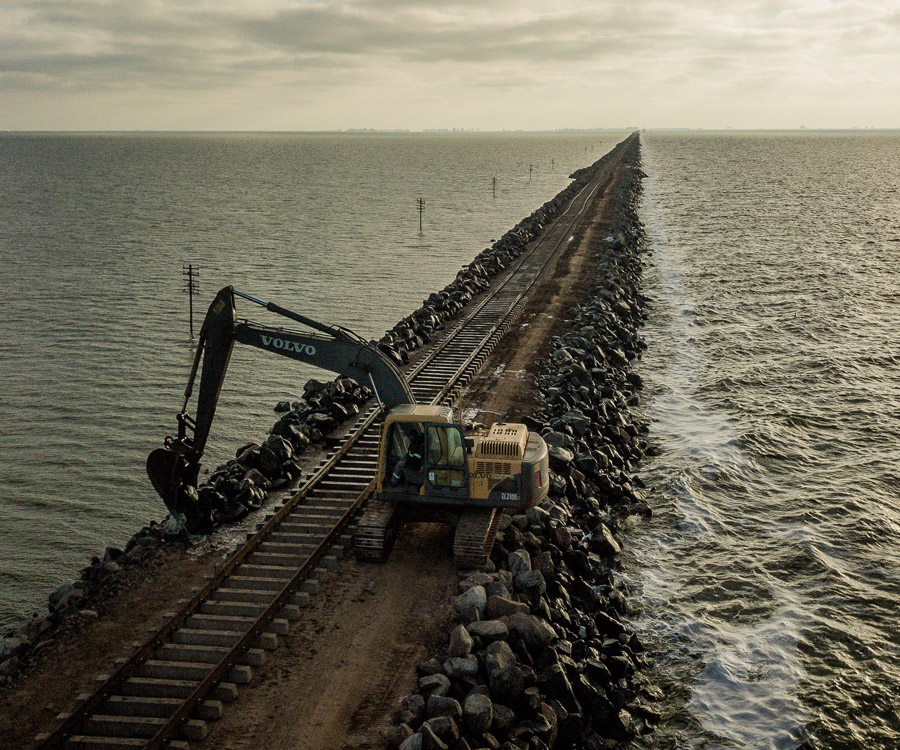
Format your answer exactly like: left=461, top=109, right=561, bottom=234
left=0, top=131, right=631, bottom=630
left=630, top=131, right=900, bottom=750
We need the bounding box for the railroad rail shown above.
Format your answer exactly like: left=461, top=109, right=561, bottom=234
left=36, top=139, right=632, bottom=750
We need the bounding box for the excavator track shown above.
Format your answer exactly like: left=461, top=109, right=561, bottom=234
left=354, top=499, right=398, bottom=562
left=453, top=507, right=505, bottom=569
left=34, top=135, right=639, bottom=750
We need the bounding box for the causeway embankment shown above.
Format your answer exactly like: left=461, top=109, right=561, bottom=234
left=379, top=136, right=657, bottom=750
left=1, top=133, right=656, bottom=750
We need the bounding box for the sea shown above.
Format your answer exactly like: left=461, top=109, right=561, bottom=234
left=1, top=130, right=899, bottom=750
left=629, top=131, right=900, bottom=749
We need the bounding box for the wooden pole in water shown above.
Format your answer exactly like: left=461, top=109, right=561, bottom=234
left=182, top=263, right=199, bottom=338
left=417, top=197, right=425, bottom=234
left=492, top=177, right=497, bottom=197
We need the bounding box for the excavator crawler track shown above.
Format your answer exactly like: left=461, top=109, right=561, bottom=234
left=453, top=507, right=504, bottom=569
left=354, top=500, right=398, bottom=562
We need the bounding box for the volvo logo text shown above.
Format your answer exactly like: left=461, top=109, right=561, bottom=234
left=261, top=335, right=316, bottom=356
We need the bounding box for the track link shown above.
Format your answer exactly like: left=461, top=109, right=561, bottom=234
left=453, top=508, right=504, bottom=569
left=354, top=499, right=398, bottom=562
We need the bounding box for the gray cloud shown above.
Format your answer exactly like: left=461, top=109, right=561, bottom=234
left=1, top=0, right=898, bottom=128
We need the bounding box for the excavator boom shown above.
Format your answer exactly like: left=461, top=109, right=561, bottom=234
left=148, top=286, right=414, bottom=517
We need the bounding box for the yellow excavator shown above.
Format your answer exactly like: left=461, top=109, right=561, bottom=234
left=147, top=286, right=549, bottom=567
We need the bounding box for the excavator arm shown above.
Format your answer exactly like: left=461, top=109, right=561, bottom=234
left=147, top=286, right=415, bottom=516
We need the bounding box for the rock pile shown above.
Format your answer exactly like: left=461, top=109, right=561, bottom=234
left=183, top=137, right=638, bottom=532
left=375, top=139, right=635, bottom=367
left=0, top=369, right=378, bottom=681
left=383, top=140, right=661, bottom=749
left=184, top=376, right=373, bottom=532
left=0, top=520, right=181, bottom=687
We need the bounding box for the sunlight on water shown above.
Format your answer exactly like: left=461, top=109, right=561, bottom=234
left=687, top=598, right=808, bottom=750
left=629, top=151, right=810, bottom=748
left=628, top=132, right=900, bottom=749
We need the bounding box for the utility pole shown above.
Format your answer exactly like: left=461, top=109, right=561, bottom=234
left=417, top=197, right=425, bottom=234
left=182, top=263, right=200, bottom=338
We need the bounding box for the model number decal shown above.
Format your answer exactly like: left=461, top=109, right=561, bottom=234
left=501, top=492, right=518, bottom=501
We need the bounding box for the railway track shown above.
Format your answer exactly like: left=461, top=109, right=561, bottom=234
left=35, top=139, right=632, bottom=750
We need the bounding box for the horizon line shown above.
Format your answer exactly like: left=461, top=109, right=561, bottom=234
left=2, top=127, right=898, bottom=135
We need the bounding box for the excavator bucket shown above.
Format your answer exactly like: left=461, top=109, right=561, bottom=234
left=146, top=447, right=190, bottom=515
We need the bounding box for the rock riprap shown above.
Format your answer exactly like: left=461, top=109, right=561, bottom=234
left=374, top=145, right=630, bottom=369
left=177, top=140, right=636, bottom=534
left=0, top=519, right=182, bottom=687
left=384, top=141, right=661, bottom=749
left=182, top=376, right=374, bottom=533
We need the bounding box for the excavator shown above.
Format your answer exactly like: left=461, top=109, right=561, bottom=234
left=147, top=286, right=549, bottom=567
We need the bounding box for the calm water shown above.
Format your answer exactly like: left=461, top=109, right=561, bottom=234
left=0, top=131, right=626, bottom=631
left=629, top=131, right=900, bottom=749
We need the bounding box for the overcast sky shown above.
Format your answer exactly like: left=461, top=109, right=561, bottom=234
left=2, top=0, right=898, bottom=131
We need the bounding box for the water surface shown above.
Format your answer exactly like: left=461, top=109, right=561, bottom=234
left=0, top=131, right=625, bottom=630
left=629, top=131, right=900, bottom=749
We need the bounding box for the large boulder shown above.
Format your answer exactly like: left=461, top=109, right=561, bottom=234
left=419, top=673, right=451, bottom=697
left=447, top=624, right=473, bottom=657
left=462, top=693, right=493, bottom=734
left=426, top=695, right=462, bottom=722
left=486, top=595, right=529, bottom=620
left=442, top=656, right=479, bottom=681
left=452, top=585, right=487, bottom=622
left=507, top=550, right=531, bottom=579
left=421, top=716, right=459, bottom=748
left=509, top=612, right=557, bottom=650
left=466, top=619, right=509, bottom=641
left=48, top=583, right=81, bottom=614
left=484, top=640, right=525, bottom=703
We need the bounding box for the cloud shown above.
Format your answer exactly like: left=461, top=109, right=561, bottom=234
left=1, top=0, right=899, bottom=128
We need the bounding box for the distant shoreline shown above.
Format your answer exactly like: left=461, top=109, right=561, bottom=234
left=2, top=127, right=898, bottom=136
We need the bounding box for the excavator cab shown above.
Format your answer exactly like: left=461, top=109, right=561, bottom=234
left=380, top=412, right=471, bottom=504
left=377, top=405, right=467, bottom=500
left=385, top=421, right=426, bottom=491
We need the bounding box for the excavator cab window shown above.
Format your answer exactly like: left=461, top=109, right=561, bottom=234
left=424, top=424, right=468, bottom=495
left=385, top=422, right=426, bottom=490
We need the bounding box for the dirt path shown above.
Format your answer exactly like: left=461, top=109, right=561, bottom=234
left=202, top=525, right=456, bottom=750
left=0, top=158, right=624, bottom=750
left=466, top=163, right=616, bottom=426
